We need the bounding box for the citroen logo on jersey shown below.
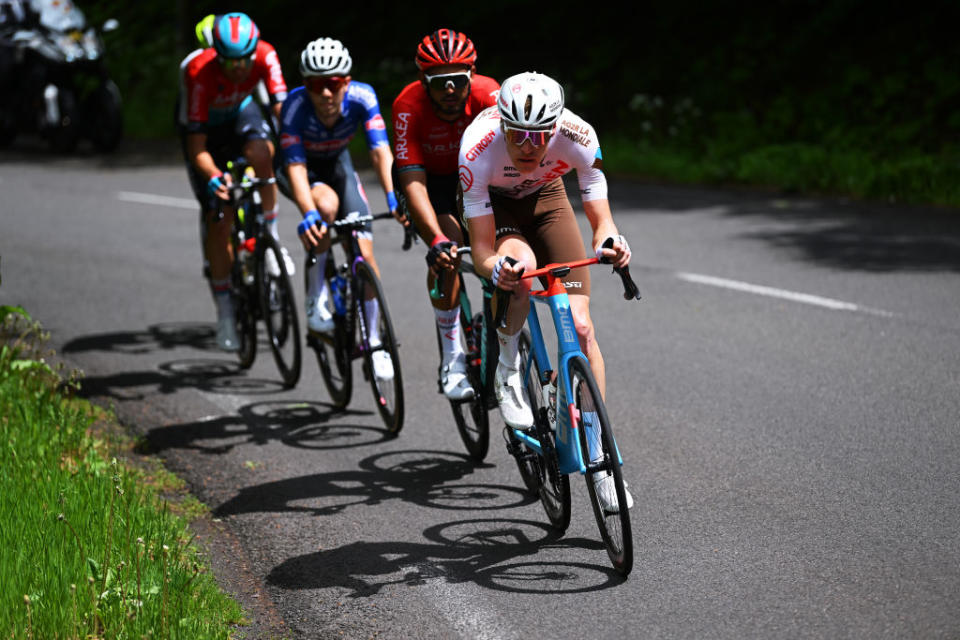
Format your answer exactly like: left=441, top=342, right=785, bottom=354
left=459, top=164, right=474, bottom=192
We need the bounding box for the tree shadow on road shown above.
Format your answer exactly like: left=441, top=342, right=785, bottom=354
left=608, top=182, right=960, bottom=273
left=266, top=518, right=621, bottom=597
left=141, top=400, right=385, bottom=456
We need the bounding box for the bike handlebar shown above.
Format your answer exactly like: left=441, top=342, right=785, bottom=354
left=305, top=212, right=401, bottom=266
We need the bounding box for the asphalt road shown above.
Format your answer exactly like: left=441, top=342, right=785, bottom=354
left=2, top=145, right=959, bottom=639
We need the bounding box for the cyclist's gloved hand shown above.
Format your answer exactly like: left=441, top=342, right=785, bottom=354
left=426, top=233, right=456, bottom=271
left=297, top=209, right=327, bottom=249
left=386, top=190, right=407, bottom=224
left=596, top=234, right=631, bottom=268
left=207, top=172, right=227, bottom=199
left=492, top=255, right=523, bottom=291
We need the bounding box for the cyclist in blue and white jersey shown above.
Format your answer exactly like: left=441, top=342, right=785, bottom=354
left=280, top=37, right=401, bottom=381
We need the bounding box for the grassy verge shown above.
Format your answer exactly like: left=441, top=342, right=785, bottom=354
left=0, top=306, right=244, bottom=639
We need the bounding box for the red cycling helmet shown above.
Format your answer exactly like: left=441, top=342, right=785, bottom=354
left=415, top=29, right=477, bottom=70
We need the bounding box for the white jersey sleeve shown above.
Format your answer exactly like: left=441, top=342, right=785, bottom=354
left=555, top=111, right=608, bottom=202
left=458, top=106, right=502, bottom=219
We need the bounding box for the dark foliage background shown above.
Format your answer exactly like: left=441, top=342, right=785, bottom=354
left=79, top=0, right=960, bottom=203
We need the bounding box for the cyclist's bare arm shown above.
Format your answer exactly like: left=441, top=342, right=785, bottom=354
left=582, top=198, right=630, bottom=269
left=287, top=162, right=327, bottom=248
left=465, top=212, right=525, bottom=289
left=369, top=145, right=402, bottom=222
left=186, top=132, right=231, bottom=200
left=398, top=170, right=441, bottom=238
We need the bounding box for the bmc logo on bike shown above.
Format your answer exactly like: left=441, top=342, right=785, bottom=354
left=459, top=164, right=474, bottom=192
left=559, top=310, right=576, bottom=345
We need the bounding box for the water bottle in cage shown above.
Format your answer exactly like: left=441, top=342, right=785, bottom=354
left=331, top=273, right=347, bottom=316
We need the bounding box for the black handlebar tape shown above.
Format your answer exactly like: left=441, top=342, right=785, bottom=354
left=492, top=257, right=522, bottom=328
left=615, top=265, right=641, bottom=300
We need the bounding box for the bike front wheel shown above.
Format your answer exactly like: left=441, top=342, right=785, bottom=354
left=257, top=235, right=302, bottom=388
left=511, top=330, right=545, bottom=494
left=355, top=261, right=404, bottom=436
left=232, top=260, right=257, bottom=369
left=569, top=355, right=633, bottom=576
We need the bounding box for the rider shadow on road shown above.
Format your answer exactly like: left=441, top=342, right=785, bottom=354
left=266, top=517, right=621, bottom=597
left=64, top=322, right=290, bottom=401
left=142, top=400, right=384, bottom=457
left=213, top=449, right=518, bottom=518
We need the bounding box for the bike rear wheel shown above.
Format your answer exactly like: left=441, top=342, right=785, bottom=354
left=312, top=257, right=353, bottom=408
left=355, top=261, right=404, bottom=436
left=570, top=355, right=633, bottom=576
left=257, top=234, right=302, bottom=388
left=443, top=304, right=489, bottom=461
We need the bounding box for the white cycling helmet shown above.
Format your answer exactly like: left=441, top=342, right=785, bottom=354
left=300, top=37, right=352, bottom=76
left=497, top=72, right=564, bottom=130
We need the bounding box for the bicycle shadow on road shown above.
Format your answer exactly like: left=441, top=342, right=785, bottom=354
left=214, top=449, right=519, bottom=518
left=142, top=400, right=385, bottom=457
left=266, top=518, right=621, bottom=597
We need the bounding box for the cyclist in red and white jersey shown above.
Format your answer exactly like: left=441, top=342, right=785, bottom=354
left=177, top=12, right=289, bottom=351
left=459, top=71, right=633, bottom=512
left=391, top=28, right=499, bottom=401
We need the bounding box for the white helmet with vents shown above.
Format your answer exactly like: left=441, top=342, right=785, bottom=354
left=497, top=72, right=564, bottom=130
left=300, top=37, right=352, bottom=76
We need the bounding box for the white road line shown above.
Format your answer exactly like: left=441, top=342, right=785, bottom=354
left=676, top=272, right=895, bottom=316
left=117, top=191, right=196, bottom=210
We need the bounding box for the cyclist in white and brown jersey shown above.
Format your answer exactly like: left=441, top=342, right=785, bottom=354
left=458, top=71, right=633, bottom=511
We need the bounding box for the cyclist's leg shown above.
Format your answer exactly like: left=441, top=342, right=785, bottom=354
left=303, top=160, right=339, bottom=333
left=238, top=99, right=279, bottom=238
left=526, top=179, right=601, bottom=393
left=427, top=174, right=464, bottom=306
left=331, top=150, right=377, bottom=276
left=185, top=125, right=239, bottom=349
left=180, top=130, right=214, bottom=282
left=427, top=175, right=473, bottom=398
left=489, top=199, right=537, bottom=427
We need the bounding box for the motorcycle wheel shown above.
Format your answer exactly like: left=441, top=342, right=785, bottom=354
left=47, top=87, right=79, bottom=153
left=85, top=80, right=123, bottom=153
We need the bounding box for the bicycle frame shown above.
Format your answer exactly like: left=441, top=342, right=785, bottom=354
left=510, top=258, right=625, bottom=476
left=311, top=213, right=391, bottom=354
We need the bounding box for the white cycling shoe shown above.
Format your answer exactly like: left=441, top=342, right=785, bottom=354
left=441, top=353, right=475, bottom=401
left=265, top=246, right=296, bottom=277
left=305, top=296, right=335, bottom=333
left=593, top=470, right=634, bottom=513
left=216, top=315, right=240, bottom=352
left=494, top=362, right=533, bottom=428
left=371, top=349, right=394, bottom=381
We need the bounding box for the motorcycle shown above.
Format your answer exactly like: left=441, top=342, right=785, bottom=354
left=0, top=16, right=122, bottom=152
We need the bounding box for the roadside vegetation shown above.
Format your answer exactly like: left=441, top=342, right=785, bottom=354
left=0, top=306, right=244, bottom=639
left=72, top=2, right=960, bottom=208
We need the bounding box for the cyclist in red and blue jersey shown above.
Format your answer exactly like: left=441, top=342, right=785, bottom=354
left=391, top=28, right=499, bottom=401
left=280, top=37, right=400, bottom=382
left=177, top=12, right=289, bottom=351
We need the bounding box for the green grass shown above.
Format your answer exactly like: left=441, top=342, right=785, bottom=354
left=603, top=137, right=960, bottom=208
left=0, top=306, right=244, bottom=639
